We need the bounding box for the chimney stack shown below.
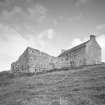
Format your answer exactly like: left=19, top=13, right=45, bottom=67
left=61, top=49, right=65, bottom=53
left=90, top=35, right=96, bottom=40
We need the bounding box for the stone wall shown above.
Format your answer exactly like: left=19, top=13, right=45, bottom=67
left=86, top=38, right=101, bottom=65
left=11, top=47, right=71, bottom=73
left=11, top=48, right=30, bottom=73
left=26, top=48, right=71, bottom=72
left=51, top=57, right=71, bottom=69
left=70, top=46, right=86, bottom=66
left=58, top=46, right=86, bottom=67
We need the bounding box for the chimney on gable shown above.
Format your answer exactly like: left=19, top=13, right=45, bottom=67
left=61, top=49, right=66, bottom=53
left=90, top=35, right=96, bottom=41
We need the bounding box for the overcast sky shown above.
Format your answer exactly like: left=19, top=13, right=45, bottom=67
left=0, top=0, right=105, bottom=71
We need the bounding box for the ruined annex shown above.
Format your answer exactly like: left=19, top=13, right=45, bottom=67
left=11, top=35, right=102, bottom=73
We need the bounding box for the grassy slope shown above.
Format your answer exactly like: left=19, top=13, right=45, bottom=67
left=0, top=65, right=105, bottom=105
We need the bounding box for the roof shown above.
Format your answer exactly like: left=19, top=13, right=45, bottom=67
left=58, top=40, right=89, bottom=57
left=25, top=46, right=55, bottom=57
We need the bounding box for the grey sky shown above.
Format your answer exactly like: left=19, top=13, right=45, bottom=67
left=0, top=0, right=105, bottom=70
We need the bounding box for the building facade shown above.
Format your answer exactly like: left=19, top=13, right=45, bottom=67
left=11, top=35, right=101, bottom=73
left=58, top=35, right=101, bottom=67
left=11, top=47, right=70, bottom=73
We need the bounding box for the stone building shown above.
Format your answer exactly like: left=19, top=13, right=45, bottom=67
left=11, top=47, right=53, bottom=73
left=58, top=35, right=101, bottom=67
left=11, top=47, right=70, bottom=73
left=11, top=35, right=101, bottom=73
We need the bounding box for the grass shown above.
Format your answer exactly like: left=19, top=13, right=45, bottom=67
left=0, top=64, right=105, bottom=105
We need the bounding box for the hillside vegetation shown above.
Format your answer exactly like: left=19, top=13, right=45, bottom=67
left=0, top=64, right=105, bottom=105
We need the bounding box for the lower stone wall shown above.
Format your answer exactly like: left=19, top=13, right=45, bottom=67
left=11, top=57, right=71, bottom=73
left=11, top=62, right=29, bottom=73
left=11, top=47, right=72, bottom=73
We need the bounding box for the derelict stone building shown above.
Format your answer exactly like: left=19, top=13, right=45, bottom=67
left=11, top=47, right=55, bottom=73
left=58, top=35, right=101, bottom=67
left=11, top=35, right=101, bottom=73
left=11, top=47, right=70, bottom=73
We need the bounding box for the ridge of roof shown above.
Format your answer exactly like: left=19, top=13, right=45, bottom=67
left=25, top=46, right=55, bottom=57
left=58, top=40, right=89, bottom=57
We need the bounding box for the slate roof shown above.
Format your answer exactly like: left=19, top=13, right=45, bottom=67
left=58, top=40, right=89, bottom=57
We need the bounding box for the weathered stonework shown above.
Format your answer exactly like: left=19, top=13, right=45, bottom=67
left=11, top=35, right=102, bottom=73
left=59, top=35, right=101, bottom=67
left=11, top=47, right=70, bottom=73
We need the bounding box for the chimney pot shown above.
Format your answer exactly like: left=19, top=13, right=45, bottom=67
left=90, top=35, right=96, bottom=40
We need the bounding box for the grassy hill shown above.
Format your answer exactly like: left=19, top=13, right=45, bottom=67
left=0, top=64, right=105, bottom=105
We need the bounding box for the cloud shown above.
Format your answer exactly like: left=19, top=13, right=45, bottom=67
left=71, top=38, right=82, bottom=47
left=37, top=29, right=59, bottom=57
left=96, top=24, right=105, bottom=30
left=0, top=0, right=6, bottom=3
left=0, top=0, right=54, bottom=41
left=0, top=24, right=30, bottom=71
left=96, top=35, right=105, bottom=62
left=75, top=0, right=90, bottom=6
left=53, top=13, right=82, bottom=27
left=27, top=4, right=48, bottom=23
left=68, top=13, right=82, bottom=22
left=0, top=3, right=49, bottom=40
left=97, top=35, right=105, bottom=48
left=65, top=37, right=83, bottom=51
left=1, top=4, right=47, bottom=24
left=38, top=29, right=55, bottom=39
left=38, top=29, right=55, bottom=48
left=78, top=0, right=88, bottom=3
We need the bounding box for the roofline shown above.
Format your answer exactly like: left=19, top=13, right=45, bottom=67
left=58, top=40, right=89, bottom=57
